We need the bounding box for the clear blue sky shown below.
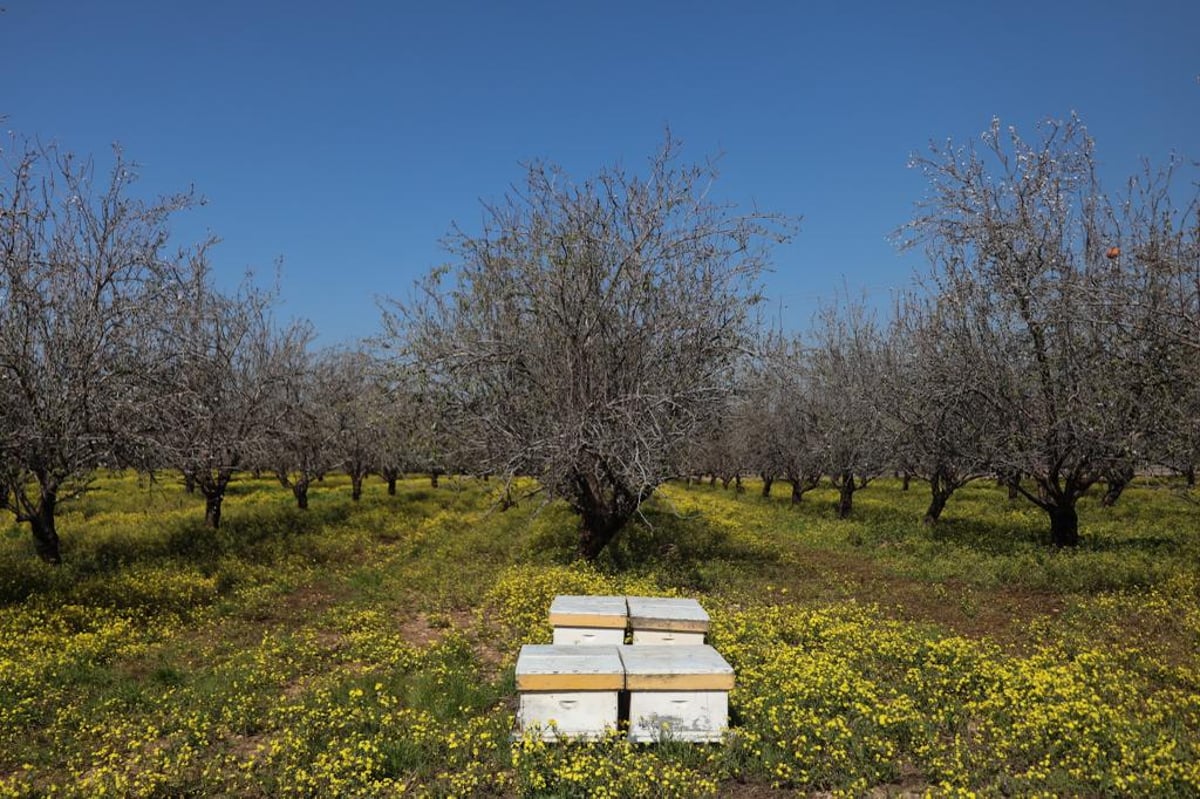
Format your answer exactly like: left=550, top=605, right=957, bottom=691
left=3, top=1, right=1197, bottom=345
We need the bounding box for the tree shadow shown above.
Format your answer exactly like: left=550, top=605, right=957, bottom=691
left=918, top=515, right=1048, bottom=555
left=596, top=505, right=777, bottom=591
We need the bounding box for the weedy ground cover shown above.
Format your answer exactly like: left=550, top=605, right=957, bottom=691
left=0, top=473, right=1196, bottom=796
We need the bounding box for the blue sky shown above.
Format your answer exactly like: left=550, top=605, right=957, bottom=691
left=2, top=1, right=1197, bottom=345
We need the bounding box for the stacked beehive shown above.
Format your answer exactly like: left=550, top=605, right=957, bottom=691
left=515, top=595, right=734, bottom=742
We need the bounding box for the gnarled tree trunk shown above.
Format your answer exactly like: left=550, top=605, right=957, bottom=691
left=923, top=491, right=949, bottom=526
left=29, top=485, right=61, bottom=565
left=199, top=468, right=233, bottom=529
left=1048, top=503, right=1079, bottom=547
left=835, top=471, right=855, bottom=519
left=998, top=469, right=1021, bottom=500
left=382, top=467, right=400, bottom=496
left=204, top=490, right=223, bottom=529
left=292, top=479, right=310, bottom=510
left=1100, top=465, right=1134, bottom=507
left=923, top=468, right=952, bottom=526
left=572, top=469, right=641, bottom=560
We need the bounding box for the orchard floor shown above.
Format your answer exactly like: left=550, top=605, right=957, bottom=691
left=0, top=473, right=1197, bottom=797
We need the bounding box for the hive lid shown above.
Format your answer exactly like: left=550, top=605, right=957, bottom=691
left=515, top=645, right=625, bottom=691
left=618, top=645, right=734, bottom=691
left=548, top=595, right=628, bottom=629
left=625, top=596, right=710, bottom=633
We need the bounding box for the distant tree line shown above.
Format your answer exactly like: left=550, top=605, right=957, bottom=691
left=1, top=118, right=1196, bottom=564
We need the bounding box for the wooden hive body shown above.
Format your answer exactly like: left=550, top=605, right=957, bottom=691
left=619, top=644, right=733, bottom=742
left=548, top=595, right=628, bottom=646
left=626, top=596, right=709, bottom=645
left=515, top=645, right=624, bottom=740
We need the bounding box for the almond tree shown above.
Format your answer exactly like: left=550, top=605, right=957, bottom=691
left=807, top=301, right=889, bottom=518
left=1104, top=158, right=1199, bottom=491
left=151, top=263, right=306, bottom=528
left=899, top=115, right=1191, bottom=545
left=0, top=137, right=198, bottom=562
left=387, top=135, right=795, bottom=558
left=268, top=332, right=344, bottom=510
left=744, top=334, right=827, bottom=504
left=324, top=348, right=384, bottom=501
left=880, top=293, right=994, bottom=524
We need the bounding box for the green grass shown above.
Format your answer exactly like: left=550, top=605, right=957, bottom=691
left=0, top=472, right=1196, bottom=797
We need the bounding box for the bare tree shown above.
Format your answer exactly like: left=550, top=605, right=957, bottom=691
left=151, top=262, right=304, bottom=528
left=386, top=135, right=795, bottom=558
left=745, top=333, right=827, bottom=504
left=268, top=334, right=343, bottom=510
left=0, top=137, right=198, bottom=562
left=1103, top=158, right=1200, bottom=491
left=807, top=301, right=889, bottom=519
left=373, top=369, right=422, bottom=496
left=899, top=115, right=1190, bottom=545
left=395, top=370, right=455, bottom=489
left=880, top=293, right=994, bottom=524
left=324, top=349, right=383, bottom=502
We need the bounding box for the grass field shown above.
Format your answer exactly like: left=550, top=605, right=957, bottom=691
left=0, top=473, right=1197, bottom=797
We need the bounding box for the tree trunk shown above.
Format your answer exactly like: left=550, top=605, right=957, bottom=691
left=351, top=473, right=364, bottom=501
left=578, top=512, right=622, bottom=560
left=387, top=476, right=397, bottom=495
left=735, top=474, right=744, bottom=493
left=761, top=476, right=773, bottom=498
left=1185, top=464, right=1195, bottom=489
left=708, top=475, right=717, bottom=488
left=923, top=491, right=948, bottom=526
left=572, top=470, right=636, bottom=560
left=184, top=472, right=196, bottom=494
left=790, top=480, right=804, bottom=504
left=901, top=471, right=911, bottom=491
left=720, top=476, right=732, bottom=490
left=431, top=471, right=441, bottom=488
left=293, top=480, right=310, bottom=510
left=998, top=470, right=1021, bottom=500
left=836, top=472, right=855, bottom=519
left=1048, top=503, right=1079, bottom=547
left=204, top=490, right=223, bottom=529
left=29, top=486, right=61, bottom=565
left=923, top=469, right=952, bottom=525
left=1100, top=465, right=1134, bottom=507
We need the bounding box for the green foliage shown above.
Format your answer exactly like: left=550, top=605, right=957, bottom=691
left=0, top=471, right=1197, bottom=796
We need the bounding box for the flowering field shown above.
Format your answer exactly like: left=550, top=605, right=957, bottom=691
left=0, top=473, right=1197, bottom=797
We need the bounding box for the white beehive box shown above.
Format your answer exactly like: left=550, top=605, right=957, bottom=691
left=549, top=594, right=628, bottom=645
left=515, top=645, right=625, bottom=740
left=626, top=596, right=709, bottom=645
left=619, top=645, right=734, bottom=742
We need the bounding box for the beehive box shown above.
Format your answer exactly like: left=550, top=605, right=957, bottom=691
left=515, top=645, right=625, bottom=740
left=548, top=594, right=628, bottom=645
left=626, top=596, right=709, bottom=645
left=619, top=645, right=733, bottom=742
